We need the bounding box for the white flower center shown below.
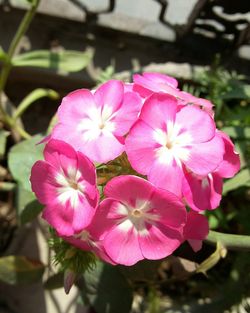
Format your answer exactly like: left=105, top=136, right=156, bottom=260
left=117, top=199, right=159, bottom=235
left=154, top=122, right=191, bottom=165
left=56, top=166, right=85, bottom=208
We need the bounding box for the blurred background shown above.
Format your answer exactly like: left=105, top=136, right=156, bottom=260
left=0, top=1, right=249, bottom=313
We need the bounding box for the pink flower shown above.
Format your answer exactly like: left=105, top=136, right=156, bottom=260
left=182, top=131, right=240, bottom=211
left=50, top=80, right=142, bottom=163
left=183, top=211, right=209, bottom=252
left=133, top=72, right=214, bottom=116
left=126, top=93, right=224, bottom=196
left=93, top=175, right=186, bottom=266
left=30, top=139, right=99, bottom=236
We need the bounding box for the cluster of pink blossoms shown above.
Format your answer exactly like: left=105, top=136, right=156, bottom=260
left=30, top=73, right=240, bottom=266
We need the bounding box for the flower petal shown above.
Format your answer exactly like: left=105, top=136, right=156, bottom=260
left=81, top=131, right=124, bottom=163
left=139, top=224, right=183, bottom=260
left=183, top=211, right=209, bottom=252
left=215, top=131, right=240, bottom=178
left=183, top=172, right=223, bottom=211
left=175, top=106, right=215, bottom=143
left=112, top=91, right=143, bottom=136
left=183, top=135, right=225, bottom=175
left=30, top=160, right=58, bottom=205
left=43, top=139, right=78, bottom=172
left=94, top=80, right=124, bottom=114
left=139, top=93, right=177, bottom=130
left=57, top=89, right=97, bottom=124
left=148, top=157, right=184, bottom=197
left=103, top=222, right=144, bottom=266
left=125, top=120, right=160, bottom=174
left=104, top=175, right=154, bottom=207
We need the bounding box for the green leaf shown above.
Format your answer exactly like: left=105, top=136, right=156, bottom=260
left=0, top=255, right=45, bottom=285
left=0, top=130, right=9, bottom=158
left=223, top=169, right=250, bottom=194
left=82, top=261, right=133, bottom=313
left=20, top=199, right=43, bottom=225
left=222, top=84, right=250, bottom=100
left=222, top=126, right=250, bottom=140
left=8, top=134, right=43, bottom=191
left=12, top=50, right=93, bottom=73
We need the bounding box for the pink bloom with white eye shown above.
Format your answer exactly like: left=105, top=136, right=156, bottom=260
left=183, top=211, right=209, bottom=252
left=50, top=80, right=142, bottom=164
left=133, top=72, right=179, bottom=99
left=30, top=139, right=99, bottom=236
left=93, top=175, right=186, bottom=266
left=125, top=93, right=225, bottom=196
left=182, top=131, right=240, bottom=212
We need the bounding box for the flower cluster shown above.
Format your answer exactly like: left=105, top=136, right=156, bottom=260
left=30, top=73, right=240, bottom=266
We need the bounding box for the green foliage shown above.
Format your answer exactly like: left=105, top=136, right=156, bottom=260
left=12, top=50, right=93, bottom=73
left=8, top=135, right=44, bottom=224
left=0, top=255, right=45, bottom=285
left=19, top=199, right=43, bottom=225
left=223, top=169, right=250, bottom=195
left=0, top=46, right=8, bottom=63
left=82, top=260, right=133, bottom=313
left=8, top=134, right=43, bottom=191
left=49, top=230, right=96, bottom=274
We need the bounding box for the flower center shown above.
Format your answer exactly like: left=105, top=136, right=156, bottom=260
left=131, top=208, right=142, bottom=218
left=69, top=180, right=79, bottom=190
left=99, top=122, right=105, bottom=130
left=166, top=140, right=173, bottom=149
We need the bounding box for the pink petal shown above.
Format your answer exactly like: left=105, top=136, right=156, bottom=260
left=215, top=131, right=240, bottom=178
left=183, top=211, right=209, bottom=252
left=89, top=199, right=126, bottom=241
left=175, top=106, right=215, bottom=143
left=150, top=187, right=187, bottom=229
left=112, top=91, right=143, bottom=136
left=148, top=158, right=184, bottom=197
left=30, top=160, right=58, bottom=205
left=133, top=73, right=179, bottom=97
left=187, top=239, right=203, bottom=252
left=42, top=198, right=96, bottom=236
left=125, top=120, right=161, bottom=175
left=94, top=80, right=124, bottom=114
left=142, top=72, right=178, bottom=88
left=80, top=131, right=124, bottom=163
left=57, top=89, right=97, bottom=124
left=182, top=172, right=223, bottom=211
left=139, top=224, right=183, bottom=260
left=104, top=175, right=154, bottom=207
left=103, top=223, right=144, bottom=266
left=43, top=139, right=78, bottom=172
left=139, top=93, right=177, bottom=130
left=183, top=135, right=225, bottom=175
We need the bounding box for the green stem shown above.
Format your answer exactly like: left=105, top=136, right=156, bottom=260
left=13, top=88, right=59, bottom=121
left=206, top=230, right=250, bottom=251
left=0, top=0, right=40, bottom=125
